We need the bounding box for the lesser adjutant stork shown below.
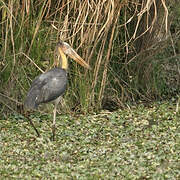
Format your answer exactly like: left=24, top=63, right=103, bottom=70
left=24, top=41, right=90, bottom=140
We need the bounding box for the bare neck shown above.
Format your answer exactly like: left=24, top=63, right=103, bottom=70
left=59, top=48, right=68, bottom=70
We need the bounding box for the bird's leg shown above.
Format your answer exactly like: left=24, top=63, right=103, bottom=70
left=26, top=115, right=40, bottom=137
left=52, top=104, right=57, bottom=141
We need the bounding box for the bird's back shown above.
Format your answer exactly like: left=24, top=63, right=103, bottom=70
left=24, top=68, right=67, bottom=109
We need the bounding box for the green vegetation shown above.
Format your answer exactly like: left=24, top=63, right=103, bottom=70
left=0, top=102, right=179, bottom=179
left=0, top=1, right=179, bottom=178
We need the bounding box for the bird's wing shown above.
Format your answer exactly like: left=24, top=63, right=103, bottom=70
left=24, top=68, right=67, bottom=109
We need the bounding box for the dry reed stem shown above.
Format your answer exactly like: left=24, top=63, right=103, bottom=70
left=98, top=1, right=119, bottom=107
left=20, top=52, right=44, bottom=73
left=9, top=0, right=16, bottom=80
left=28, top=0, right=49, bottom=54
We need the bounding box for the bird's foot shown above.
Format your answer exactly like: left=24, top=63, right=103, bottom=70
left=50, top=135, right=55, bottom=141
left=51, top=124, right=56, bottom=141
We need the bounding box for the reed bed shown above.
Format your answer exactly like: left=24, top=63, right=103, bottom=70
left=0, top=0, right=179, bottom=115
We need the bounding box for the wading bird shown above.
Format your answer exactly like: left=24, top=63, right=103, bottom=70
left=24, top=41, right=90, bottom=140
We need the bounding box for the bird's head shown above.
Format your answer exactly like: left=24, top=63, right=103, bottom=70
left=55, top=41, right=91, bottom=70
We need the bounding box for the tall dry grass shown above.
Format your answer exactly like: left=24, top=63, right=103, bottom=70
left=0, top=0, right=178, bottom=115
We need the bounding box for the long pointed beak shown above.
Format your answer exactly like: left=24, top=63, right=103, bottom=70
left=58, top=41, right=91, bottom=70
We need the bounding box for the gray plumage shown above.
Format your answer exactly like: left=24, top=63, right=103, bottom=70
left=24, top=41, right=90, bottom=140
left=24, top=68, right=67, bottom=109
